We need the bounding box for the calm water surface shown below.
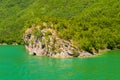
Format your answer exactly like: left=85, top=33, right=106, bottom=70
left=0, top=45, right=120, bottom=80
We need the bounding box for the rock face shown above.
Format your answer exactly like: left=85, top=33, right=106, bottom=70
left=24, top=23, right=93, bottom=58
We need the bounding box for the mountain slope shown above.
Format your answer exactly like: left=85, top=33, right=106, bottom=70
left=0, top=0, right=120, bottom=53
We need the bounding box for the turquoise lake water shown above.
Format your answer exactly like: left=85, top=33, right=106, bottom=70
left=0, top=45, right=120, bottom=80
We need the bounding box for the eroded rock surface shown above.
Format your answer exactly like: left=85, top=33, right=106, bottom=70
left=24, top=23, right=93, bottom=58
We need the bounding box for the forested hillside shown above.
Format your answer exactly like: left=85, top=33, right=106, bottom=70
left=0, top=0, right=120, bottom=53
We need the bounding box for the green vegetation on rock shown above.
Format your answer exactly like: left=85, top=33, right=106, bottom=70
left=0, top=0, right=120, bottom=53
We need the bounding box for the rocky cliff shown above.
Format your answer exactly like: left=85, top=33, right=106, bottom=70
left=23, top=23, right=93, bottom=58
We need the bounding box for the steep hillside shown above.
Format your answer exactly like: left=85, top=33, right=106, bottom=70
left=0, top=0, right=120, bottom=53
left=0, top=0, right=35, bottom=44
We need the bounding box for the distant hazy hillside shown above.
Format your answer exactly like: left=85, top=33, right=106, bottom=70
left=0, top=0, right=120, bottom=52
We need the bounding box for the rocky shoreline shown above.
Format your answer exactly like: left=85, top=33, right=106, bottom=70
left=0, top=43, right=18, bottom=45
left=1, top=23, right=111, bottom=58
left=25, top=45, right=94, bottom=58
left=23, top=24, right=96, bottom=58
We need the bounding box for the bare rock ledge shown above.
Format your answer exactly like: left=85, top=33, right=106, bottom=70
left=24, top=24, right=93, bottom=58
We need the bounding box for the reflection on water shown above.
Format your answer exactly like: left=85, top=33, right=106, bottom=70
left=0, top=45, right=120, bottom=80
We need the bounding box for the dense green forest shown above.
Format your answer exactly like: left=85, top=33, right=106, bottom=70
left=0, top=0, right=120, bottom=53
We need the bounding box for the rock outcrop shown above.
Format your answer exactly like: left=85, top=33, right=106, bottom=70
left=24, top=23, right=93, bottom=58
